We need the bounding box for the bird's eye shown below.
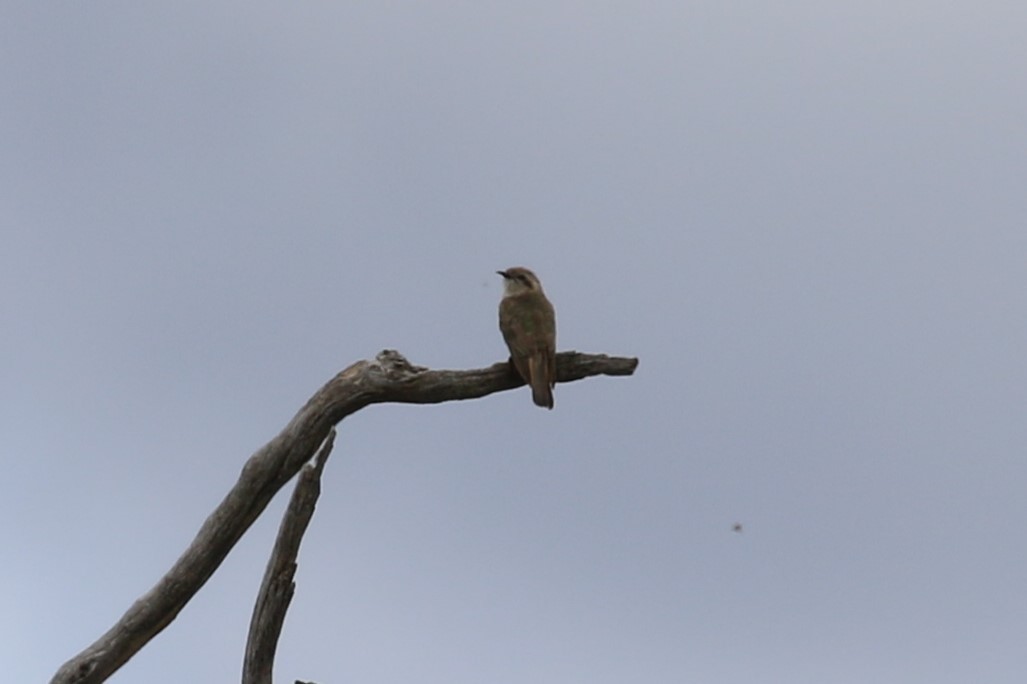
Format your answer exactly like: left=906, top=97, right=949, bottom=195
left=518, top=275, right=531, bottom=285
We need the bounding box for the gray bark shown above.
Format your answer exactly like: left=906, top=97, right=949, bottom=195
left=49, top=350, right=639, bottom=684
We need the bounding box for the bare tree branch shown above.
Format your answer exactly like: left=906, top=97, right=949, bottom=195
left=242, top=429, right=335, bottom=684
left=50, top=350, right=638, bottom=684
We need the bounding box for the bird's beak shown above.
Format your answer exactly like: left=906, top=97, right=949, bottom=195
left=496, top=270, right=509, bottom=279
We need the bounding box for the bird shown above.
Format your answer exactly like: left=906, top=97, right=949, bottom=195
left=497, top=267, right=557, bottom=409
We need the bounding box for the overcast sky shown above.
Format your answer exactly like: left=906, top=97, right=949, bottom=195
left=5, top=3, right=1027, bottom=683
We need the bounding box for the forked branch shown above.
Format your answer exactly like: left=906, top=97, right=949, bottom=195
left=242, top=429, right=336, bottom=684
left=50, top=350, right=639, bottom=684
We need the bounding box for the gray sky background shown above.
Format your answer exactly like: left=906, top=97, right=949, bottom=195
left=5, top=3, right=1027, bottom=682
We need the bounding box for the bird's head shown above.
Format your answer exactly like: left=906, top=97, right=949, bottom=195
left=497, top=267, right=544, bottom=296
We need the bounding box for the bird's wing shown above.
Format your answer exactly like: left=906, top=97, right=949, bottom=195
left=499, top=294, right=554, bottom=357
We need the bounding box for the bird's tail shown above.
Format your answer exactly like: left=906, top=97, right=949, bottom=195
left=528, top=354, right=555, bottom=409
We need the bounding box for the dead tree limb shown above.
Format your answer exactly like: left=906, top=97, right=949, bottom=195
left=50, top=350, right=639, bottom=684
left=242, top=428, right=335, bottom=684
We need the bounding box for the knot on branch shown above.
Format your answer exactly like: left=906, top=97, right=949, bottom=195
left=373, top=349, right=428, bottom=380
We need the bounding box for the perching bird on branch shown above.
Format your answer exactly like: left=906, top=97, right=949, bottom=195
left=497, top=267, right=557, bottom=409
